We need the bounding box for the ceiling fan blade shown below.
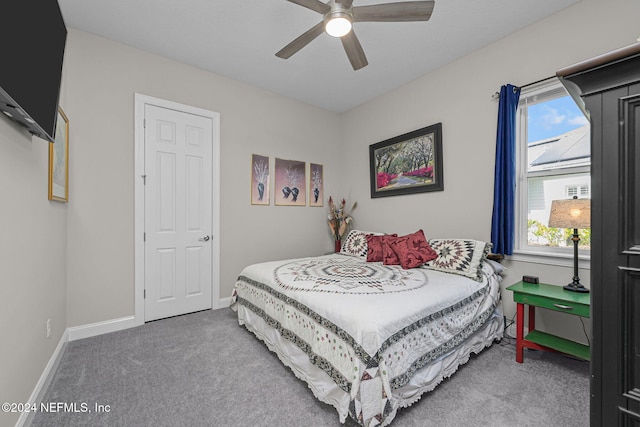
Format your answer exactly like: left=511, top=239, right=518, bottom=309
left=340, top=30, right=368, bottom=70
left=335, top=0, right=354, bottom=7
left=353, top=1, right=435, bottom=22
left=286, top=0, right=331, bottom=14
left=276, top=22, right=325, bottom=59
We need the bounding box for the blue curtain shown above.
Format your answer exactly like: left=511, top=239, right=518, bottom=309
left=491, top=84, right=521, bottom=255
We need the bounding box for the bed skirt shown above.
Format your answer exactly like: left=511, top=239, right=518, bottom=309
left=234, top=304, right=503, bottom=426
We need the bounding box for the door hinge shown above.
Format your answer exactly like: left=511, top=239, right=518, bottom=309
left=141, top=174, right=146, bottom=185
left=143, top=118, right=146, bottom=128
left=144, top=289, right=146, bottom=299
left=143, top=232, right=146, bottom=242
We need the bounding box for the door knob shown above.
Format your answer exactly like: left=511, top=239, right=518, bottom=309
left=199, top=235, right=210, bottom=242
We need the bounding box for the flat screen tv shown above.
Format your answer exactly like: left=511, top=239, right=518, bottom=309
left=0, top=0, right=67, bottom=143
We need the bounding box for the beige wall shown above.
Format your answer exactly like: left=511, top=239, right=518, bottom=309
left=0, top=93, right=68, bottom=425
left=341, top=0, right=640, bottom=343
left=63, top=28, right=343, bottom=327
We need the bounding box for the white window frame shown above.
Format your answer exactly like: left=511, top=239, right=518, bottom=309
left=511, top=78, right=591, bottom=269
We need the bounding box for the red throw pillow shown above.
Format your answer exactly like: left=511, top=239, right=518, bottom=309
left=366, top=235, right=384, bottom=262
left=382, top=235, right=400, bottom=265
left=367, top=234, right=397, bottom=262
left=389, top=230, right=438, bottom=269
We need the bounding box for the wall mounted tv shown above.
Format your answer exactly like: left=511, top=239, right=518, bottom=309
left=0, top=0, right=67, bottom=143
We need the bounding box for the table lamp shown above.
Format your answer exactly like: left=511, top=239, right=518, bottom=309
left=548, top=196, right=590, bottom=293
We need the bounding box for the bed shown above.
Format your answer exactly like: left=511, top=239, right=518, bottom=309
left=230, top=230, right=504, bottom=426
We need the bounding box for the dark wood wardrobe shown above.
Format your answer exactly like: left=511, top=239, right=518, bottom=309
left=557, top=43, right=640, bottom=426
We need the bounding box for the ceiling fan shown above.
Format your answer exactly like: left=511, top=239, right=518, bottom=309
left=276, top=0, right=436, bottom=70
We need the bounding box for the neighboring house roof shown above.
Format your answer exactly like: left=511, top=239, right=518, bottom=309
left=528, top=125, right=590, bottom=171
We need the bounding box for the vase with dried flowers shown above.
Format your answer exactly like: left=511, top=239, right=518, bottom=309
left=328, top=196, right=357, bottom=252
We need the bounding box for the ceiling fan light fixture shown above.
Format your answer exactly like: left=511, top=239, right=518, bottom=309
left=325, top=12, right=352, bottom=38
left=278, top=0, right=437, bottom=70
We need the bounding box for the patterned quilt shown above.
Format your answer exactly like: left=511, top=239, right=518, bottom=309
left=231, top=254, right=501, bottom=426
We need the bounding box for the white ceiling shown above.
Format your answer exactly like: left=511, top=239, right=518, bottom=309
left=58, top=0, right=579, bottom=113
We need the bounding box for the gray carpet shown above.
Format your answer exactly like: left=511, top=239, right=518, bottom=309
left=31, top=308, right=589, bottom=427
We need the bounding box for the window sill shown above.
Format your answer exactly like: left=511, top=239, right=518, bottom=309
left=508, top=249, right=591, bottom=270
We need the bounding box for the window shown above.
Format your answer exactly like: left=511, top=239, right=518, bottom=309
left=566, top=184, right=590, bottom=198
left=515, top=79, right=591, bottom=259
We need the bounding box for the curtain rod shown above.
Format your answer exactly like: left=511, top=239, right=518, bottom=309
left=491, top=76, right=556, bottom=100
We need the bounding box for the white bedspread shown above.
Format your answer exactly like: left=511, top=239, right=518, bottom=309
left=231, top=254, right=502, bottom=426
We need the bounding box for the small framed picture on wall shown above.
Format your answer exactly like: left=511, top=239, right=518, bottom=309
left=275, top=158, right=306, bottom=206
left=251, top=154, right=270, bottom=205
left=309, top=163, right=323, bottom=206
left=49, top=106, right=69, bottom=202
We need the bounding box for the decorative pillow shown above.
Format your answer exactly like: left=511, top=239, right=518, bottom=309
left=389, top=230, right=438, bottom=269
left=422, top=239, right=492, bottom=281
left=382, top=235, right=401, bottom=266
left=366, top=234, right=397, bottom=262
left=340, top=229, right=380, bottom=259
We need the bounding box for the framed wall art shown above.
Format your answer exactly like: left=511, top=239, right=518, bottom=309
left=309, top=163, right=323, bottom=207
left=274, top=158, right=306, bottom=206
left=251, top=154, right=270, bottom=205
left=48, top=106, right=69, bottom=202
left=369, top=122, right=443, bottom=198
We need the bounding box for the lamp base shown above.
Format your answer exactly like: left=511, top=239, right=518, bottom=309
left=564, top=282, right=590, bottom=293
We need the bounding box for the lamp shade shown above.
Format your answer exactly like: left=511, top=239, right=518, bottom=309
left=548, top=198, right=591, bottom=229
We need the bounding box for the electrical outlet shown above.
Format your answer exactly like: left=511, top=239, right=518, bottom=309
left=46, top=319, right=51, bottom=339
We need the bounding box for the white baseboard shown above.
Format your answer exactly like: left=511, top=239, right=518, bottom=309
left=17, top=329, right=69, bottom=427
left=68, top=301, right=231, bottom=341
left=67, top=315, right=138, bottom=341
left=216, top=296, right=231, bottom=309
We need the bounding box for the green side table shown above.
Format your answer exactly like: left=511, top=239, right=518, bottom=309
left=506, top=281, right=590, bottom=363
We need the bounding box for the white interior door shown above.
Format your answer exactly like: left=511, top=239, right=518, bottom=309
left=144, top=104, right=213, bottom=321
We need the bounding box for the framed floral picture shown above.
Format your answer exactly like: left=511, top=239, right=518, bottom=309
left=275, top=158, right=306, bottom=206
left=251, top=154, right=270, bottom=205
left=369, top=122, right=443, bottom=198
left=309, top=163, right=323, bottom=206
left=48, top=106, right=69, bottom=202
